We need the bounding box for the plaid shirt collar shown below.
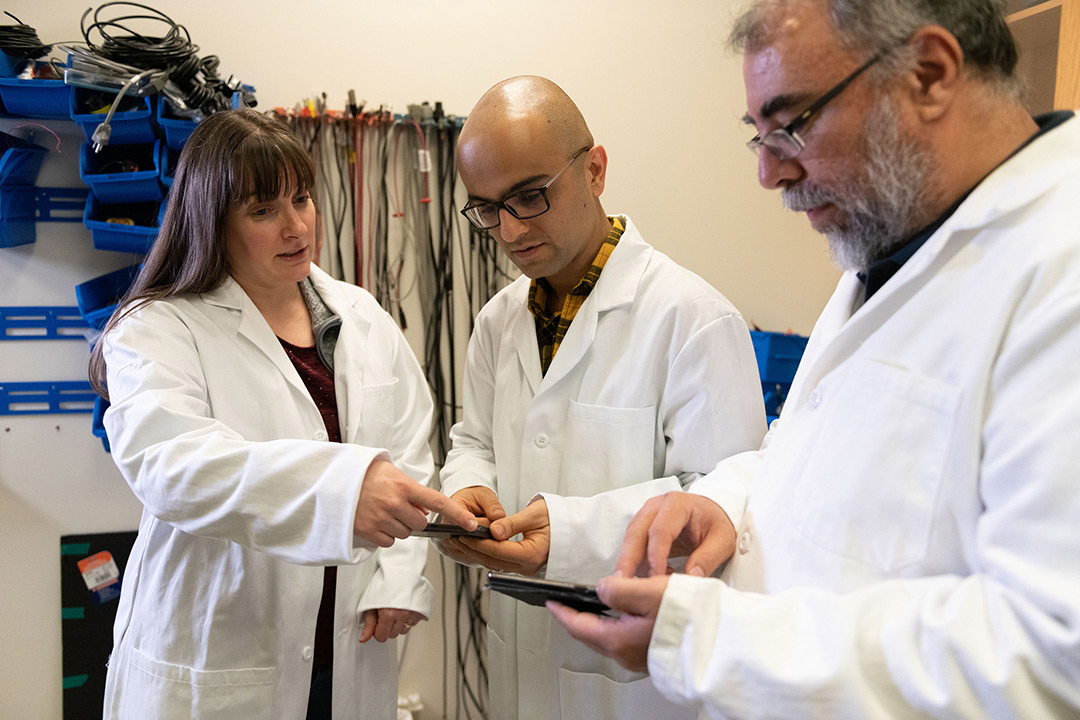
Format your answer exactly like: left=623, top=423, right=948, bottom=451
left=527, top=216, right=625, bottom=374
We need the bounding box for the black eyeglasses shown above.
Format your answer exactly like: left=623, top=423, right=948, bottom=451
left=747, top=53, right=882, bottom=161
left=460, top=146, right=591, bottom=230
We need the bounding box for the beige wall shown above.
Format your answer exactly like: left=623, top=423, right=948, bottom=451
left=0, top=1, right=840, bottom=718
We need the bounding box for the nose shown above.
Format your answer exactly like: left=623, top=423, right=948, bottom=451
left=497, top=207, right=529, bottom=244
left=758, top=148, right=804, bottom=190
left=283, top=203, right=310, bottom=237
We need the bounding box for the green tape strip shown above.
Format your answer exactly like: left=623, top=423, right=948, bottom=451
left=61, top=607, right=85, bottom=620
left=62, top=674, right=89, bottom=689
left=60, top=543, right=92, bottom=556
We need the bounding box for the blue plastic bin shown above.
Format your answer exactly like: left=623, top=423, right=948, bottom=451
left=75, top=263, right=142, bottom=331
left=750, top=331, right=809, bottom=385
left=70, top=87, right=156, bottom=145
left=92, top=396, right=111, bottom=452
left=0, top=51, right=24, bottom=78
left=156, top=99, right=199, bottom=150
left=0, top=185, right=36, bottom=247
left=79, top=140, right=163, bottom=203
left=0, top=131, right=47, bottom=186
left=0, top=63, right=71, bottom=118
left=82, top=192, right=164, bottom=254
left=159, top=142, right=178, bottom=188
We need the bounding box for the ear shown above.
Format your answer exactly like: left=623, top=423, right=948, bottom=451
left=903, top=25, right=964, bottom=123
left=584, top=145, right=607, bottom=197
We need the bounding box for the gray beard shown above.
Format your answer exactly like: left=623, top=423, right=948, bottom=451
left=782, top=99, right=936, bottom=272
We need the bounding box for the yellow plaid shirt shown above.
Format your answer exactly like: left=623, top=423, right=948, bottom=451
left=528, top=216, right=625, bottom=375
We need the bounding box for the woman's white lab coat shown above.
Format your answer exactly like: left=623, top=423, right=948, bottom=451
left=441, top=217, right=766, bottom=720
left=100, top=264, right=435, bottom=720
left=649, top=114, right=1080, bottom=717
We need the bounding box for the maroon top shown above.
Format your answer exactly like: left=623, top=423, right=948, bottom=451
left=279, top=338, right=339, bottom=671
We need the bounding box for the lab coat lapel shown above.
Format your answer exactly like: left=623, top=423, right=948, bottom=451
left=540, top=220, right=649, bottom=391
left=309, top=267, right=372, bottom=445
left=789, top=115, right=1080, bottom=402
left=201, top=277, right=311, bottom=401
left=508, top=287, right=543, bottom=397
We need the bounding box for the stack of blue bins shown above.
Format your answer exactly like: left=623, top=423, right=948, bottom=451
left=750, top=330, right=809, bottom=425
left=70, top=86, right=196, bottom=451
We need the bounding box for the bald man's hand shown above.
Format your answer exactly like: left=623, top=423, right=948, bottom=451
left=354, top=459, right=477, bottom=547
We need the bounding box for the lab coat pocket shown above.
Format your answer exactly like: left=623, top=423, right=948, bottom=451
left=360, top=378, right=399, bottom=449
left=557, top=667, right=696, bottom=719
left=792, top=358, right=959, bottom=573
left=563, top=402, right=656, bottom=495
left=119, top=647, right=275, bottom=720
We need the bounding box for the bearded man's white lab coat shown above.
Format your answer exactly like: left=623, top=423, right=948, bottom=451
left=649, top=113, right=1080, bottom=718
left=101, top=264, right=434, bottom=720
left=441, top=216, right=766, bottom=720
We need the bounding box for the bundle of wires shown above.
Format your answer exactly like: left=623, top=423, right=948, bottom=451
left=80, top=2, right=235, bottom=114
left=0, top=12, right=51, bottom=65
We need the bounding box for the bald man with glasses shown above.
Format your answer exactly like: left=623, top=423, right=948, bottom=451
left=436, top=75, right=766, bottom=720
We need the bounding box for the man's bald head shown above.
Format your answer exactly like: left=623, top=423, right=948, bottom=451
left=459, top=76, right=594, bottom=161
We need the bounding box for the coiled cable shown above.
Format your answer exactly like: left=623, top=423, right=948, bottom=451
left=0, top=12, right=52, bottom=64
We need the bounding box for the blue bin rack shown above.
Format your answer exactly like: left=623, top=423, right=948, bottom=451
left=0, top=381, right=96, bottom=415
left=750, top=330, right=809, bottom=421
left=70, top=87, right=156, bottom=146
left=0, top=306, right=88, bottom=340
left=156, top=99, right=198, bottom=150
left=79, top=140, right=163, bottom=203
left=75, top=264, right=141, bottom=331
left=82, top=192, right=163, bottom=254
left=0, top=63, right=71, bottom=118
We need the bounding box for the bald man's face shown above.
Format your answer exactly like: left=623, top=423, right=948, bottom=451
left=458, top=126, right=603, bottom=293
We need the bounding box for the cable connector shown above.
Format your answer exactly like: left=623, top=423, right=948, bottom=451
left=91, top=122, right=111, bottom=153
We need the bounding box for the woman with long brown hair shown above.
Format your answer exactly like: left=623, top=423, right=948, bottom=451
left=91, top=109, right=475, bottom=720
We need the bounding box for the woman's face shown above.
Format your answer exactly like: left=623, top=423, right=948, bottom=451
left=224, top=182, right=316, bottom=300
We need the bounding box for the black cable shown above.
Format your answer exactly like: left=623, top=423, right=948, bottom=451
left=0, top=13, right=52, bottom=62
left=80, top=2, right=237, bottom=114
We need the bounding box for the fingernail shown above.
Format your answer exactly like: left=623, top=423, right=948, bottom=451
left=612, top=569, right=625, bottom=578
left=689, top=566, right=705, bottom=577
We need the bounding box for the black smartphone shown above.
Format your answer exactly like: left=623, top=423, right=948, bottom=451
left=486, top=572, right=611, bottom=615
left=412, top=522, right=493, bottom=539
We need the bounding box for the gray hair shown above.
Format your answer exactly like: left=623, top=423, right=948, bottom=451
left=729, top=0, right=1020, bottom=94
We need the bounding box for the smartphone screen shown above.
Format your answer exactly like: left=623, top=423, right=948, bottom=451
left=412, top=522, right=493, bottom=539
left=485, top=572, right=611, bottom=615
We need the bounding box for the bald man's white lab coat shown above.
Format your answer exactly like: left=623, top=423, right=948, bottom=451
left=441, top=216, right=766, bottom=720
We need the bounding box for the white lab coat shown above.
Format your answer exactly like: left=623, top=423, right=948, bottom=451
left=100, top=264, right=435, bottom=720
left=441, top=216, right=766, bottom=720
left=648, top=113, right=1080, bottom=718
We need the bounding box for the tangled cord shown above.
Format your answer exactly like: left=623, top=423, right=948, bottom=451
left=80, top=2, right=229, bottom=113
left=0, top=12, right=52, bottom=62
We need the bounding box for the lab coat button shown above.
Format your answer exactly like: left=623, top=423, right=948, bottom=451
left=534, top=433, right=549, bottom=448
left=808, top=388, right=822, bottom=409
left=314, top=430, right=328, bottom=441
left=737, top=531, right=752, bottom=554
left=302, top=646, right=313, bottom=661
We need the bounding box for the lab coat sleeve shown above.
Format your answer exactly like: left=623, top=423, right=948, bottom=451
left=647, top=283, right=1080, bottom=717
left=439, top=313, right=500, bottom=499
left=103, top=302, right=379, bottom=567
left=543, top=313, right=767, bottom=582
left=358, top=320, right=436, bottom=615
